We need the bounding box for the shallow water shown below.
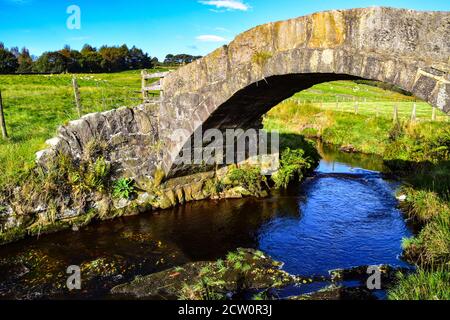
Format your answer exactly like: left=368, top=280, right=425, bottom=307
left=0, top=144, right=412, bottom=299
left=260, top=152, right=411, bottom=276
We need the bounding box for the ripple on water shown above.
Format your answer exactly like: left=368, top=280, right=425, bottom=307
left=258, top=162, right=412, bottom=276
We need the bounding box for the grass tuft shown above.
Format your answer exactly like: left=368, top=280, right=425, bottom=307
left=388, top=267, right=450, bottom=300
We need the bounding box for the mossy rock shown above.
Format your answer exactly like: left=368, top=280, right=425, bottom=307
left=153, top=167, right=166, bottom=187
left=0, top=227, right=28, bottom=246
left=111, top=248, right=294, bottom=300
left=156, top=195, right=175, bottom=210
left=175, top=188, right=185, bottom=204
left=191, top=181, right=206, bottom=200
left=183, top=185, right=193, bottom=202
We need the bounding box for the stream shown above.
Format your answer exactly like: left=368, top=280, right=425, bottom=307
left=0, top=144, right=413, bottom=300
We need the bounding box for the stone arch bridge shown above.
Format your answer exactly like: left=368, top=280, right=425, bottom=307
left=39, top=7, right=450, bottom=181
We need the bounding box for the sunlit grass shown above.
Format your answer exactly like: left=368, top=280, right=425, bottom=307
left=291, top=81, right=448, bottom=122
left=388, top=267, right=450, bottom=300
left=0, top=69, right=166, bottom=187
left=264, top=102, right=393, bottom=154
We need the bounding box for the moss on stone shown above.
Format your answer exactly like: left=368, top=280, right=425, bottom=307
left=153, top=167, right=166, bottom=187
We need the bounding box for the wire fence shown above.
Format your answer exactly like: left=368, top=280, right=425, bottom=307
left=0, top=73, right=159, bottom=145
left=0, top=74, right=150, bottom=116
left=288, top=96, right=449, bottom=123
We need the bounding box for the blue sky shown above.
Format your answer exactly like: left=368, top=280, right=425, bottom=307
left=0, top=0, right=449, bottom=60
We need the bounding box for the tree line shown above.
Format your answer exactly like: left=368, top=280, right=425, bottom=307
left=163, top=54, right=202, bottom=66
left=0, top=42, right=202, bottom=74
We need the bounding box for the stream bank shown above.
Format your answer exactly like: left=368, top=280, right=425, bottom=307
left=0, top=143, right=413, bottom=300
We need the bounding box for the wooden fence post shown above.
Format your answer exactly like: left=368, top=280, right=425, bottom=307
left=0, top=90, right=8, bottom=139
left=393, top=104, right=399, bottom=123
left=432, top=106, right=437, bottom=121
left=72, top=76, right=82, bottom=117
left=411, top=103, right=417, bottom=122
left=354, top=103, right=359, bottom=115
left=141, top=70, right=149, bottom=103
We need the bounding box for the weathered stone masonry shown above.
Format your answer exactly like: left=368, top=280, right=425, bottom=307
left=37, top=7, right=450, bottom=179
left=160, top=7, right=450, bottom=175
left=36, top=103, right=161, bottom=181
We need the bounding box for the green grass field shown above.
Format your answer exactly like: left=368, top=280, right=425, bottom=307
left=291, top=81, right=448, bottom=122
left=0, top=70, right=166, bottom=186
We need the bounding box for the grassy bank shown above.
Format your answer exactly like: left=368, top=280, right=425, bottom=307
left=264, top=81, right=450, bottom=300
left=290, top=80, right=448, bottom=122
left=0, top=70, right=166, bottom=187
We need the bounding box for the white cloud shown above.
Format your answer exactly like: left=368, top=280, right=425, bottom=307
left=196, top=35, right=227, bottom=42
left=199, top=0, right=250, bottom=11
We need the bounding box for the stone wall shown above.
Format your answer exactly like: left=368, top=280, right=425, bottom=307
left=36, top=103, right=161, bottom=181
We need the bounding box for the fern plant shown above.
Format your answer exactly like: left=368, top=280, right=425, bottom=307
left=272, top=148, right=312, bottom=189
left=112, top=178, right=136, bottom=199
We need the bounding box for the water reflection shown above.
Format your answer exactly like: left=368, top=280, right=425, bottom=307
left=0, top=144, right=412, bottom=299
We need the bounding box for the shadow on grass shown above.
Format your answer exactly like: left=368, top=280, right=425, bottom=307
left=384, top=159, right=450, bottom=201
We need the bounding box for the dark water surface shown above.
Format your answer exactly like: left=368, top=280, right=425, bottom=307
left=0, top=144, right=412, bottom=299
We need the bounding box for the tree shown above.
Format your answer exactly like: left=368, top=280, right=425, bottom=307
left=164, top=54, right=175, bottom=65
left=33, top=51, right=67, bottom=73
left=163, top=53, right=202, bottom=66
left=80, top=45, right=103, bottom=73
left=59, top=46, right=84, bottom=73
left=0, top=48, right=19, bottom=73
left=127, top=46, right=153, bottom=69
left=10, top=47, right=20, bottom=58
left=17, top=47, right=33, bottom=73
left=0, top=42, right=155, bottom=74
left=151, top=57, right=160, bottom=67
left=99, top=45, right=128, bottom=72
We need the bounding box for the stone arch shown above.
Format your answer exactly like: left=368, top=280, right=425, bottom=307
left=159, top=7, right=450, bottom=175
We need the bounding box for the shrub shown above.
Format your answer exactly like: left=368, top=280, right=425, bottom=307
left=384, top=123, right=450, bottom=165
left=227, top=165, right=267, bottom=193
left=2, top=152, right=112, bottom=227
left=69, top=156, right=111, bottom=196
left=399, top=187, right=448, bottom=224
